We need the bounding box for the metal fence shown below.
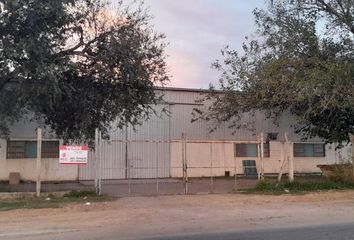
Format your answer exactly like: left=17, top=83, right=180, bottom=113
left=4, top=127, right=351, bottom=197
left=89, top=130, right=261, bottom=197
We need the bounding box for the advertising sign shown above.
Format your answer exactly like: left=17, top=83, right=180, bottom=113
left=59, top=145, right=88, bottom=164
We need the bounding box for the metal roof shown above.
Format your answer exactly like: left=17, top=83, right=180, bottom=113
left=154, top=86, right=224, bottom=93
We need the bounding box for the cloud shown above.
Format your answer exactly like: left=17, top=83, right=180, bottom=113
left=122, top=0, right=265, bottom=88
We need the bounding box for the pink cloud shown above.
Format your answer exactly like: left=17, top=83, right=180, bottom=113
left=123, top=0, right=265, bottom=88
left=167, top=50, right=209, bottom=88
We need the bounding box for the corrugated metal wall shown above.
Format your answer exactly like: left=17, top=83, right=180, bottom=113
left=79, top=89, right=324, bottom=180
left=79, top=104, right=170, bottom=180
left=164, top=89, right=315, bottom=142
left=125, top=103, right=170, bottom=178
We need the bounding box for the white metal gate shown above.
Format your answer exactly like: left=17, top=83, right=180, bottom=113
left=79, top=104, right=170, bottom=180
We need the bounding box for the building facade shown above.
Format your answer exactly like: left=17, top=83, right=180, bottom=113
left=0, top=88, right=351, bottom=181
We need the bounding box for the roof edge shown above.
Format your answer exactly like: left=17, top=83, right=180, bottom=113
left=154, top=86, right=223, bottom=93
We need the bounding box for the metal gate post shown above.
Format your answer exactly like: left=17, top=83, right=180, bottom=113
left=98, top=130, right=102, bottom=195
left=182, top=133, right=185, bottom=194
left=210, top=142, right=213, bottom=193
left=128, top=160, right=131, bottom=196
left=94, top=128, right=101, bottom=195
left=125, top=125, right=131, bottom=196
left=260, top=132, right=265, bottom=180
left=350, top=134, right=354, bottom=180
left=156, top=141, right=159, bottom=194
left=125, top=125, right=128, bottom=179
left=257, top=135, right=261, bottom=181
left=36, top=128, right=42, bottom=197
left=94, top=128, right=97, bottom=193
left=185, top=134, right=188, bottom=194
left=234, top=153, right=237, bottom=191
left=182, top=133, right=188, bottom=195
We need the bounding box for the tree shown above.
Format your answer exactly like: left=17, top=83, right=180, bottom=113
left=194, top=0, right=354, bottom=145
left=0, top=0, right=168, bottom=143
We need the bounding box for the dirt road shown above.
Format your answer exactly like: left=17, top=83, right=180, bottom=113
left=1, top=191, right=354, bottom=239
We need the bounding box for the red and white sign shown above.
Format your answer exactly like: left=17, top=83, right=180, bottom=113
left=59, top=145, right=88, bottom=164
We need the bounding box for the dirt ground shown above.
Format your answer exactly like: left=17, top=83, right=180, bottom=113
left=1, top=191, right=354, bottom=239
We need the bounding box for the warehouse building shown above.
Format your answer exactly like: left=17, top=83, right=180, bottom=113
left=0, top=88, right=351, bottom=181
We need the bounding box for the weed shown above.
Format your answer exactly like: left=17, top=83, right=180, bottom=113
left=329, top=164, right=354, bottom=183
left=0, top=198, right=61, bottom=211
left=63, top=190, right=97, bottom=198
left=0, top=191, right=114, bottom=211
left=244, top=180, right=354, bottom=195
left=253, top=181, right=277, bottom=191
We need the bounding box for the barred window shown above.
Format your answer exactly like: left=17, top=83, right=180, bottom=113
left=293, top=143, right=325, bottom=157
left=7, top=140, right=59, bottom=159
left=235, top=143, right=270, bottom=157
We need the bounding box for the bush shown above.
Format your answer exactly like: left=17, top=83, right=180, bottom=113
left=329, top=164, right=354, bottom=183
left=249, top=180, right=354, bottom=194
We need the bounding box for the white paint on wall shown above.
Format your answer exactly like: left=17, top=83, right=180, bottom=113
left=2, top=90, right=352, bottom=181
left=170, top=140, right=341, bottom=178
left=0, top=139, right=78, bottom=181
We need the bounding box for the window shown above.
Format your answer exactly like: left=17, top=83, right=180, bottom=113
left=235, top=143, right=270, bottom=157
left=293, top=143, right=325, bottom=157
left=7, top=140, right=59, bottom=159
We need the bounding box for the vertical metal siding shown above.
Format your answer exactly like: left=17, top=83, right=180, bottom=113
left=79, top=104, right=170, bottom=180
left=126, top=104, right=170, bottom=178
left=79, top=89, right=324, bottom=180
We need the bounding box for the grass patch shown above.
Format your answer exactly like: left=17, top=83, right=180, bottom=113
left=243, top=180, right=354, bottom=195
left=0, top=190, right=115, bottom=211
left=63, top=190, right=98, bottom=198
left=283, top=181, right=354, bottom=191
left=0, top=198, right=62, bottom=211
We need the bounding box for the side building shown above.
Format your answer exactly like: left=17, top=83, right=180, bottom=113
left=0, top=88, right=351, bottom=181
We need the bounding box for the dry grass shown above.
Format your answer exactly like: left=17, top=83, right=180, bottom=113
left=0, top=190, right=115, bottom=211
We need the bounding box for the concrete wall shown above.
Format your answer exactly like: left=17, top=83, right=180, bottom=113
left=0, top=117, right=79, bottom=181
left=0, top=139, right=78, bottom=182
left=170, top=140, right=343, bottom=178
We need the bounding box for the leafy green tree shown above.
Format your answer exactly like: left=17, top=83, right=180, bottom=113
left=0, top=0, right=168, bottom=142
left=194, top=0, right=354, bottom=144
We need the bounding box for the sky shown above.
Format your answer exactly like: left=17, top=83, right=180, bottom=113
left=125, top=0, right=266, bottom=89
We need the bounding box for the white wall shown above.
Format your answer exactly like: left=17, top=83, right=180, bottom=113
left=170, top=141, right=339, bottom=178
left=0, top=139, right=78, bottom=181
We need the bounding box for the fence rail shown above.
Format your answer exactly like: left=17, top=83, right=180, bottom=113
left=89, top=130, right=267, bottom=196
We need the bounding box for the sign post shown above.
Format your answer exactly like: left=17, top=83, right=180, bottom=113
left=94, top=128, right=102, bottom=196
left=36, top=128, right=42, bottom=197
left=260, top=133, right=264, bottom=180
